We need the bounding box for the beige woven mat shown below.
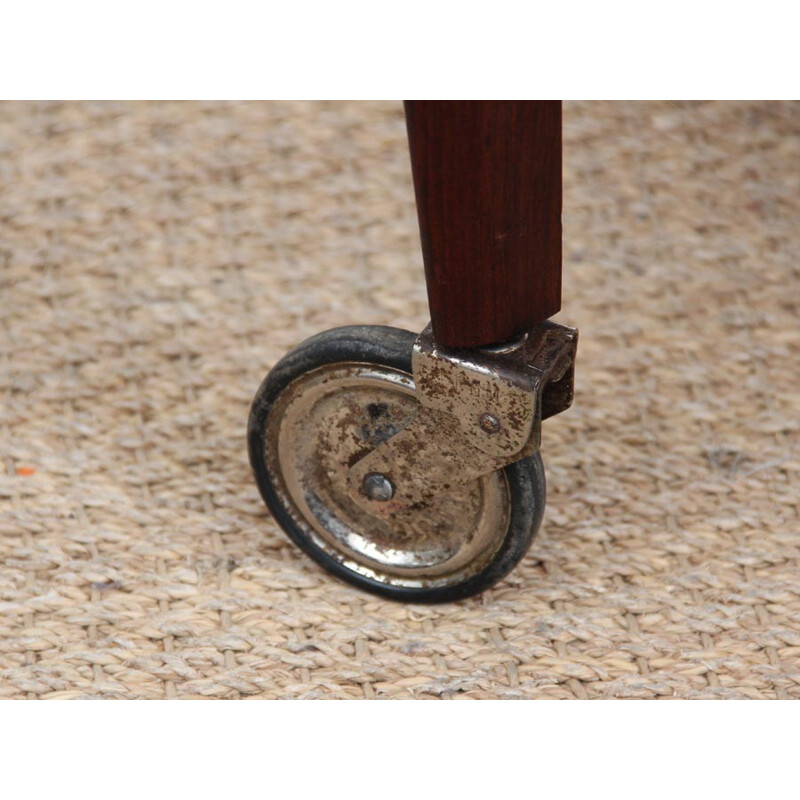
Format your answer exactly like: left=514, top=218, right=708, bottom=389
left=1, top=101, right=798, bottom=699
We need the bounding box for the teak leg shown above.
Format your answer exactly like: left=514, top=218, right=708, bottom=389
left=404, top=100, right=562, bottom=348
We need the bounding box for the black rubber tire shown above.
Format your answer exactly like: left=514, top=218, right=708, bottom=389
left=247, top=325, right=546, bottom=603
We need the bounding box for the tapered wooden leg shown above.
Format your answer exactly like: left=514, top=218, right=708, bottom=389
left=404, top=101, right=562, bottom=349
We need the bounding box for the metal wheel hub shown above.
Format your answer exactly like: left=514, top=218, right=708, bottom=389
left=263, top=362, right=511, bottom=589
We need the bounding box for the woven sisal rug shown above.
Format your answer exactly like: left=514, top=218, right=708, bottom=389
left=1, top=101, right=798, bottom=699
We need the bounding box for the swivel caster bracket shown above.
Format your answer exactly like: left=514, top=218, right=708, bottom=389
left=347, top=320, right=578, bottom=514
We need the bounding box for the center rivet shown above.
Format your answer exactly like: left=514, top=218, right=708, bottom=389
left=362, top=472, right=395, bottom=502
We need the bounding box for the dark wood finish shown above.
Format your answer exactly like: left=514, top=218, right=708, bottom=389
left=404, top=101, right=562, bottom=348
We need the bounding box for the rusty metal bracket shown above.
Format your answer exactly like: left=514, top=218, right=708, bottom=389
left=347, top=320, right=577, bottom=514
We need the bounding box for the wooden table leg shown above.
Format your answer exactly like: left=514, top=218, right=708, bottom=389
left=404, top=100, right=562, bottom=349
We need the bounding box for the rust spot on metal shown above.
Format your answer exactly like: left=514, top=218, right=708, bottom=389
left=345, top=321, right=577, bottom=513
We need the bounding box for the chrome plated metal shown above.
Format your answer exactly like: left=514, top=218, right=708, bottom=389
left=347, top=320, right=577, bottom=513
left=477, top=331, right=529, bottom=355
left=414, top=321, right=578, bottom=456
left=263, top=362, right=511, bottom=590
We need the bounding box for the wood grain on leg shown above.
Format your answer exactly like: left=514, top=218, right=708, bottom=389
left=404, top=101, right=562, bottom=348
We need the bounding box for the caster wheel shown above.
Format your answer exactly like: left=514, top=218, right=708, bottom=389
left=247, top=325, right=546, bottom=603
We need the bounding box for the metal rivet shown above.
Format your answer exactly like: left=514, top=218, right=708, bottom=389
left=362, top=472, right=395, bottom=501
left=478, top=413, right=501, bottom=434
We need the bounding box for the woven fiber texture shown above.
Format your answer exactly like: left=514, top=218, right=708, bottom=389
left=1, top=101, right=798, bottom=699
